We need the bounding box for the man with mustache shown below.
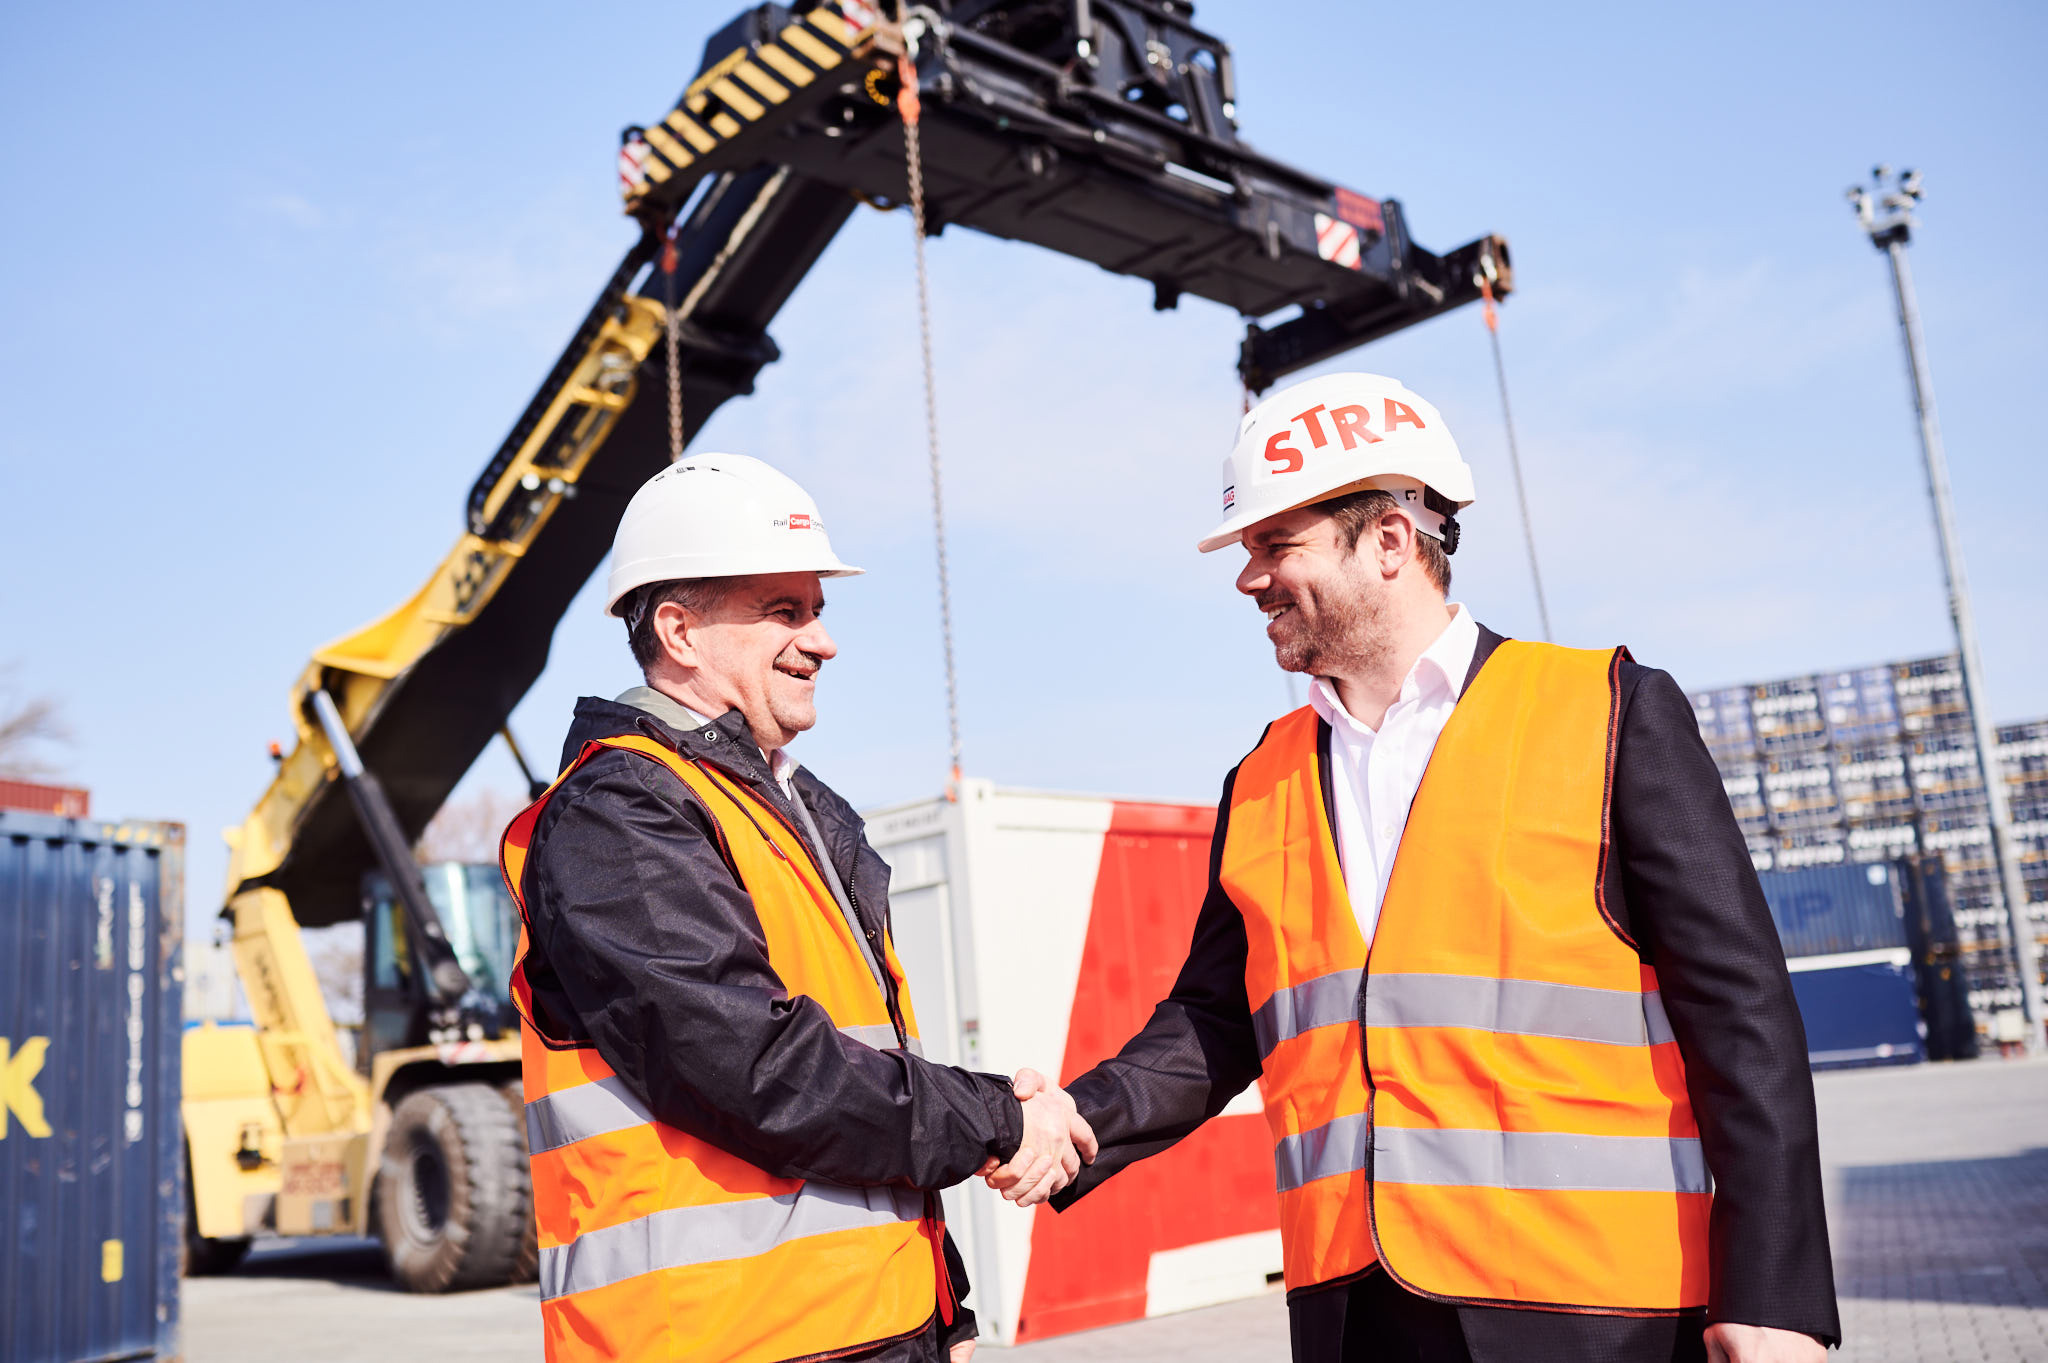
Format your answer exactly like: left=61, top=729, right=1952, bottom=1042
left=1039, top=375, right=1839, bottom=1362
left=501, top=454, right=1089, bottom=1363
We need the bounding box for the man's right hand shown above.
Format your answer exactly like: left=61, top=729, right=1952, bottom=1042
left=984, top=1068, right=1097, bottom=1207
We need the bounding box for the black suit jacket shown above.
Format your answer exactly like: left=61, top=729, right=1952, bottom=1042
left=1053, top=627, right=1840, bottom=1360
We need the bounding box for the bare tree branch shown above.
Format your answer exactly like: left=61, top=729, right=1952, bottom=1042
left=303, top=923, right=366, bottom=1026
left=415, top=788, right=528, bottom=865
left=0, top=663, right=71, bottom=780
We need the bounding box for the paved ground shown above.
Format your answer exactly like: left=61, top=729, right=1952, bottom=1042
left=1816, top=1056, right=2048, bottom=1363
left=182, top=1057, right=2048, bottom=1361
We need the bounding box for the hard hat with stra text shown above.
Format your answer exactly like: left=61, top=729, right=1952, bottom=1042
left=1198, top=372, right=1476, bottom=553
left=603, top=453, right=863, bottom=616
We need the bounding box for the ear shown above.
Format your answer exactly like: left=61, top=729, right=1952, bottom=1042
left=650, top=598, right=701, bottom=671
left=1370, top=510, right=1418, bottom=580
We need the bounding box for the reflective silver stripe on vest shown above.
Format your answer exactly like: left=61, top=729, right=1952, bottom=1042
left=839, top=1023, right=925, bottom=1059
left=526, top=1031, right=927, bottom=1158
left=1366, top=973, right=1675, bottom=1048
left=538, top=1181, right=925, bottom=1301
left=1253, top=969, right=1364, bottom=1059
left=1374, top=1126, right=1709, bottom=1195
left=1272, top=1117, right=1707, bottom=1196
left=1273, top=1111, right=1370, bottom=1192
left=525, top=1075, right=653, bottom=1156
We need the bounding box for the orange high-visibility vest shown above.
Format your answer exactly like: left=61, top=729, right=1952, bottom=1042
left=502, top=734, right=943, bottom=1363
left=1223, top=640, right=1711, bottom=1311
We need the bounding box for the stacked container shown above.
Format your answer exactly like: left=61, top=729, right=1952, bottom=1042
left=1762, top=751, right=1841, bottom=835
left=2000, top=718, right=2048, bottom=827
left=1752, top=678, right=1830, bottom=763
left=0, top=780, right=90, bottom=819
left=0, top=812, right=184, bottom=1363
left=1818, top=667, right=1902, bottom=746
left=1833, top=745, right=1915, bottom=833
left=1718, top=762, right=1769, bottom=841
left=1692, top=686, right=1758, bottom=759
left=1757, top=861, right=1911, bottom=959
left=1893, top=656, right=1970, bottom=734
left=1995, top=719, right=2048, bottom=948
left=1690, top=650, right=2048, bottom=1022
left=1896, top=857, right=1979, bottom=1062
left=1754, top=861, right=1924, bottom=1069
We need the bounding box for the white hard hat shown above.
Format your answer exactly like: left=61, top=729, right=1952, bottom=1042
left=603, top=453, right=863, bottom=617
left=1198, top=372, right=1476, bottom=554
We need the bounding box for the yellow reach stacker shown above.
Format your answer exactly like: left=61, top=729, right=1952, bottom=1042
left=182, top=0, right=1508, bottom=1290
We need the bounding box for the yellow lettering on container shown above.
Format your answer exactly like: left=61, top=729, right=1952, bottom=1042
left=1, top=1036, right=53, bottom=1139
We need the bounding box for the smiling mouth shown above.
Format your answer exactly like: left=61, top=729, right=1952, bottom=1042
left=1263, top=603, right=1294, bottom=622
left=775, top=664, right=818, bottom=683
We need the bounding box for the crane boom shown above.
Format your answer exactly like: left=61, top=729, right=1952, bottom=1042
left=225, top=0, right=1512, bottom=929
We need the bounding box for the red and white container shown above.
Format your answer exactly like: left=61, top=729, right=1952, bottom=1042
left=865, top=780, right=1281, bottom=1345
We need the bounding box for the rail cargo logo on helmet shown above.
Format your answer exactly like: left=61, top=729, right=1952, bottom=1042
left=1222, top=485, right=1236, bottom=512
left=789, top=512, right=812, bottom=531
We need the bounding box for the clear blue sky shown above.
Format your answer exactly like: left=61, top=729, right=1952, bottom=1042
left=3, top=2, right=2043, bottom=934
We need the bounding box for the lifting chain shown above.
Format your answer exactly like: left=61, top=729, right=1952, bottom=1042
left=897, top=36, right=964, bottom=790
left=1477, top=258, right=1553, bottom=642
left=662, top=223, right=685, bottom=463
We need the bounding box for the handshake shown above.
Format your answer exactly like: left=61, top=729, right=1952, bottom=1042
left=976, top=1068, right=1099, bottom=1208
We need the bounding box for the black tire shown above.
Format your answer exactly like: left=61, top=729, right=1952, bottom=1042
left=183, top=1222, right=252, bottom=1277
left=375, top=1084, right=531, bottom=1293
left=500, top=1079, right=540, bottom=1284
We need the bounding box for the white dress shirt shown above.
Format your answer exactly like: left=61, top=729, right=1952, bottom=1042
left=1306, top=604, right=1481, bottom=944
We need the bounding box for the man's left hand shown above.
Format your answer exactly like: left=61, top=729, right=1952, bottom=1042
left=948, top=1339, right=975, bottom=1363
left=984, top=1069, right=1096, bottom=1207
left=1704, top=1323, right=1825, bottom=1362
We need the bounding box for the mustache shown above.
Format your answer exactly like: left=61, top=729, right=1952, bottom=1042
left=1256, top=589, right=1295, bottom=611
left=774, top=647, right=825, bottom=677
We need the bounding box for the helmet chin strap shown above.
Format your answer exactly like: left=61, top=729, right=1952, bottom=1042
left=1363, top=475, right=1458, bottom=551
left=624, top=587, right=653, bottom=635
left=1422, top=487, right=1463, bottom=555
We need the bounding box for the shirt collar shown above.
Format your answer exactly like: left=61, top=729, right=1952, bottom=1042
left=615, top=684, right=800, bottom=785
left=1419, top=603, right=1480, bottom=701
left=614, top=685, right=709, bottom=734
left=1306, top=604, right=1480, bottom=735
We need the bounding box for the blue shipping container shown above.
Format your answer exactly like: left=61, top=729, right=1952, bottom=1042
left=0, top=812, right=183, bottom=1363
left=1786, top=955, right=1924, bottom=1069
left=1755, top=861, right=1909, bottom=959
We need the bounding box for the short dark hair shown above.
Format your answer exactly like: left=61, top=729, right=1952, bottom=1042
left=1319, top=488, right=1452, bottom=594
left=624, top=578, right=732, bottom=671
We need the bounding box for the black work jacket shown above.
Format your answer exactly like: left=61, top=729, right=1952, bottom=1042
left=519, top=696, right=1024, bottom=1360
left=1052, top=628, right=1842, bottom=1362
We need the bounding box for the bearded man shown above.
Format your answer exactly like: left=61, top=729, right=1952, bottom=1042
left=1033, top=374, right=1840, bottom=1363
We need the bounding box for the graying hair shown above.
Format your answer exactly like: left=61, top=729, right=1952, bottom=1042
left=625, top=578, right=732, bottom=671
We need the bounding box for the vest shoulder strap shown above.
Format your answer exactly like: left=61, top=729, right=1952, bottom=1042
left=1237, top=705, right=1320, bottom=795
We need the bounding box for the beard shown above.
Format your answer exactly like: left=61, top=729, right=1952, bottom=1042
left=1265, top=574, right=1391, bottom=677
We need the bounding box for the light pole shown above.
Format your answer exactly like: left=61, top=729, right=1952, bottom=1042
left=1849, top=165, right=2044, bottom=1050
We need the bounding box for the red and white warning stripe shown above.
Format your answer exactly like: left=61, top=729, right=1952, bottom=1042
left=618, top=133, right=652, bottom=200
left=436, top=1040, right=492, bottom=1066
left=1314, top=212, right=1362, bottom=270
left=868, top=785, right=1280, bottom=1345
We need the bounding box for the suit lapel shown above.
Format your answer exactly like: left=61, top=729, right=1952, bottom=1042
left=1464, top=623, right=1508, bottom=694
